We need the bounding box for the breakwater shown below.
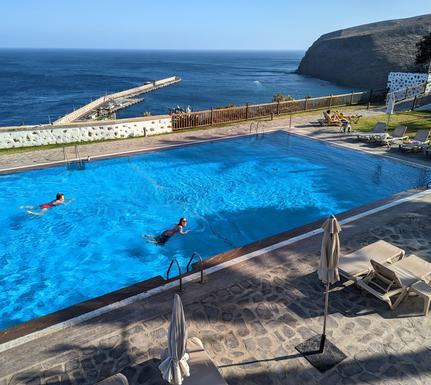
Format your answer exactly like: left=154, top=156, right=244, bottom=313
left=53, top=76, right=181, bottom=125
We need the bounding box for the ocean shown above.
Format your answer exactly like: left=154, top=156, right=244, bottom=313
left=0, top=49, right=355, bottom=127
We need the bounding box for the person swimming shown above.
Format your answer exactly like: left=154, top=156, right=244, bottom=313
left=20, top=193, right=75, bottom=216
left=143, top=217, right=190, bottom=245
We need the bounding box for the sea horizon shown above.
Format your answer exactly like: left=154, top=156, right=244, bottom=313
left=0, top=47, right=307, bottom=52
left=0, top=49, right=355, bottom=126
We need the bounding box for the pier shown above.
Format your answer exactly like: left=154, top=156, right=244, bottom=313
left=54, top=76, right=181, bottom=124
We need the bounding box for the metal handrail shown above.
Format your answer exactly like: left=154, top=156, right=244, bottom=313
left=167, top=257, right=183, bottom=291
left=186, top=252, right=204, bottom=284
left=250, top=121, right=264, bottom=136
left=63, top=147, right=69, bottom=166
left=64, top=145, right=86, bottom=170
left=74, top=145, right=83, bottom=168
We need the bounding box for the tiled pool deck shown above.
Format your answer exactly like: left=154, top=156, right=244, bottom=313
left=1, top=110, right=431, bottom=385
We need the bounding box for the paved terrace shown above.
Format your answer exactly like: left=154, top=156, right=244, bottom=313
left=1, top=109, right=431, bottom=385
left=0, top=192, right=431, bottom=385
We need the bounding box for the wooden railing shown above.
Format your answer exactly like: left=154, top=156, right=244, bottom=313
left=171, top=90, right=384, bottom=130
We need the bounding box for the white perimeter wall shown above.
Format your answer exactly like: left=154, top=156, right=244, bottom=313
left=0, top=116, right=172, bottom=149
left=387, top=72, right=431, bottom=95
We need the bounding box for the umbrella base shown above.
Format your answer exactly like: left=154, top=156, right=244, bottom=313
left=295, top=335, right=346, bottom=373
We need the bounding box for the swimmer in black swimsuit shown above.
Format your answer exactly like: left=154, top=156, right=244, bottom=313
left=143, top=217, right=189, bottom=245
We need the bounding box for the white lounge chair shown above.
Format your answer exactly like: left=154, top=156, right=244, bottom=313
left=161, top=337, right=228, bottom=385
left=374, top=125, right=408, bottom=147
left=182, top=337, right=228, bottom=385
left=338, top=240, right=404, bottom=281
left=96, top=374, right=128, bottom=385
left=356, top=122, right=387, bottom=142
left=357, top=255, right=431, bottom=310
left=98, top=338, right=228, bottom=385
left=399, top=129, right=430, bottom=152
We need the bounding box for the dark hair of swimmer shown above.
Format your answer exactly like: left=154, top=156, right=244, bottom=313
left=56, top=193, right=65, bottom=200
left=178, top=217, right=187, bottom=225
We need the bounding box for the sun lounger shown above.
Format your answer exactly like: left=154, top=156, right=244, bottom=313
left=399, top=129, right=430, bottom=152
left=357, top=254, right=431, bottom=309
left=318, top=111, right=343, bottom=127
left=338, top=240, right=404, bottom=280
left=374, top=125, right=408, bottom=147
left=96, top=374, right=129, bottom=385
left=183, top=337, right=228, bottom=385
left=161, top=337, right=227, bottom=385
left=343, top=113, right=362, bottom=124
left=99, top=337, right=227, bottom=385
left=356, top=122, right=387, bottom=142
left=386, top=254, right=431, bottom=285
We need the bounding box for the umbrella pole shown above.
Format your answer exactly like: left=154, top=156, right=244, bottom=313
left=320, top=282, right=330, bottom=353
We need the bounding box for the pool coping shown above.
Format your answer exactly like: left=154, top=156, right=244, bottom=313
left=0, top=187, right=430, bottom=353
left=1, top=127, right=430, bottom=176
left=0, top=130, right=277, bottom=175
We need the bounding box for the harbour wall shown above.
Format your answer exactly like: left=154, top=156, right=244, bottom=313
left=53, top=76, right=180, bottom=125
left=0, top=116, right=172, bottom=149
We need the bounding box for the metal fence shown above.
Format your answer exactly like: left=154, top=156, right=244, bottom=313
left=171, top=89, right=385, bottom=130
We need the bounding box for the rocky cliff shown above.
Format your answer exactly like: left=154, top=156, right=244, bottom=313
left=297, top=14, right=431, bottom=89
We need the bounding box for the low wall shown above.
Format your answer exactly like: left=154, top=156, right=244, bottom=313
left=387, top=72, right=430, bottom=93
left=0, top=116, right=172, bottom=149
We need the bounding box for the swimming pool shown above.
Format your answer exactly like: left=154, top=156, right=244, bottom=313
left=0, top=131, right=429, bottom=330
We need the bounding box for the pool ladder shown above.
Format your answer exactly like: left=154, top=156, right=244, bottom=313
left=63, top=145, right=86, bottom=170
left=249, top=121, right=264, bottom=136
left=166, top=252, right=205, bottom=291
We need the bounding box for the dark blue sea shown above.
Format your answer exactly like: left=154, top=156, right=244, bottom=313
left=0, top=49, right=354, bottom=127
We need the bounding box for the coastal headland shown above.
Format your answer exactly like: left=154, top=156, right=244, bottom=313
left=298, top=13, right=431, bottom=89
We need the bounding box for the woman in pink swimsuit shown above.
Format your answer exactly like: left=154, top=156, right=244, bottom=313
left=20, top=193, right=75, bottom=216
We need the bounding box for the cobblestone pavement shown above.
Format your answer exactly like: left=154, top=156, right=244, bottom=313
left=1, top=194, right=431, bottom=385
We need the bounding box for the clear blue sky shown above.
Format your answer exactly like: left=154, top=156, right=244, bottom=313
left=1, top=0, right=429, bottom=50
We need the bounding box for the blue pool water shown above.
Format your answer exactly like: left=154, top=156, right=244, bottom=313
left=0, top=131, right=429, bottom=330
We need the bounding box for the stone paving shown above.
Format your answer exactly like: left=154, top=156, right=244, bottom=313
left=1, top=108, right=431, bottom=385
left=1, top=194, right=431, bottom=385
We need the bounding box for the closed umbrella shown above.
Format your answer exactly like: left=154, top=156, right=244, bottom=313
left=159, top=294, right=190, bottom=385
left=318, top=215, right=341, bottom=352
left=386, top=92, right=395, bottom=124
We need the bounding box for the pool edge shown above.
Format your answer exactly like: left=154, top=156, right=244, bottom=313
left=0, top=187, right=429, bottom=353
left=0, top=130, right=280, bottom=175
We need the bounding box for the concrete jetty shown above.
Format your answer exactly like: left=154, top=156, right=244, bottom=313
left=54, top=76, right=181, bottom=125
